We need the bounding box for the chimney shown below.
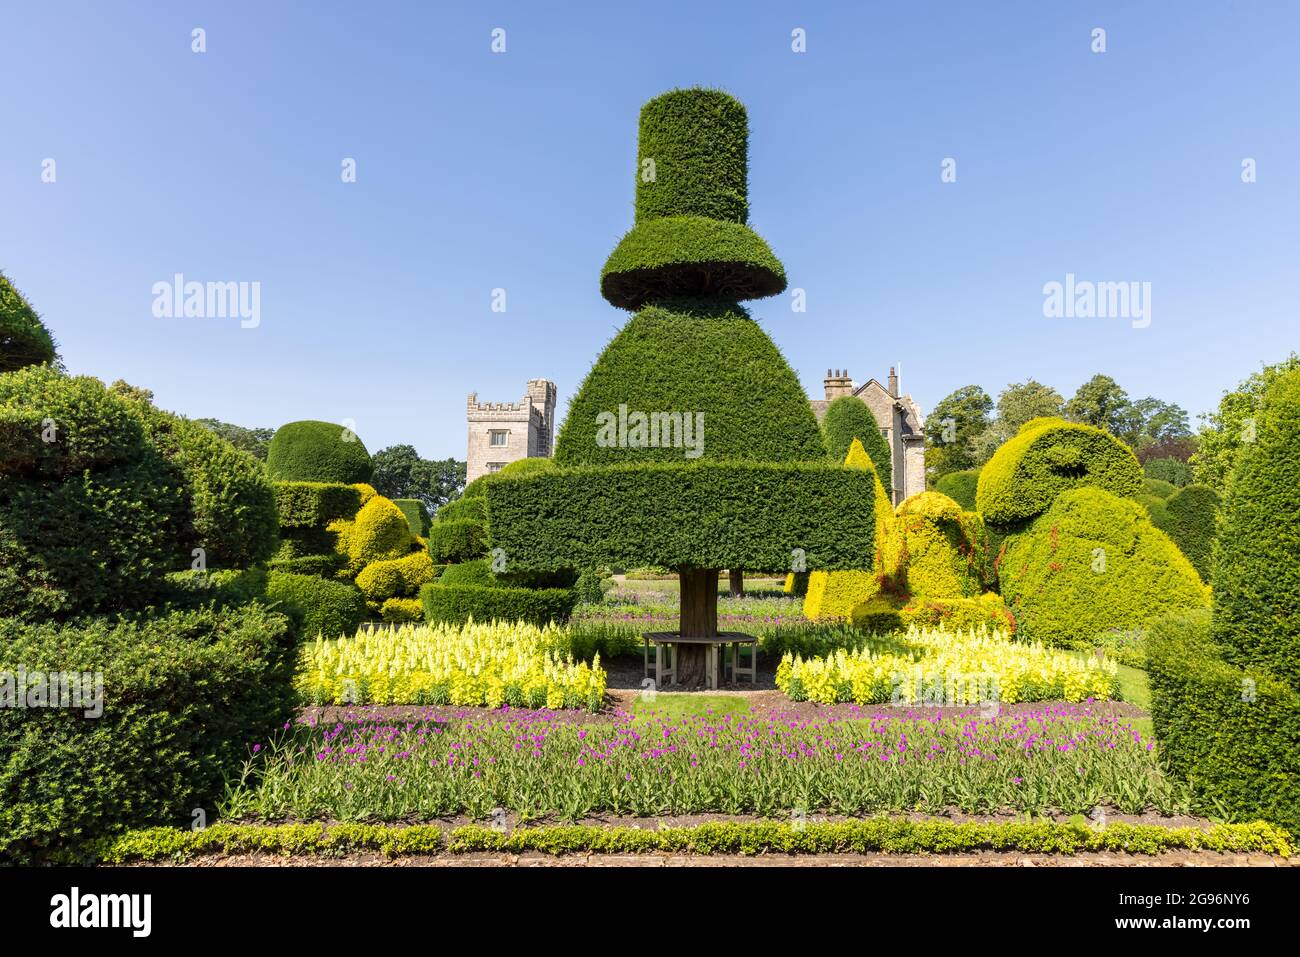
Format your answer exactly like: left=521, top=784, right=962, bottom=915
left=888, top=366, right=899, bottom=398
left=824, top=368, right=854, bottom=401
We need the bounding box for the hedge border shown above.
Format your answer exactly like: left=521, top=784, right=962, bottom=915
left=95, top=818, right=1293, bottom=863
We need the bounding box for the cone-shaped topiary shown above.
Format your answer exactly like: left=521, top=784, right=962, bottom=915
left=1149, top=483, right=1220, bottom=583
left=999, top=487, right=1207, bottom=648
left=488, top=89, right=874, bottom=684
left=267, top=420, right=372, bottom=484
left=0, top=272, right=58, bottom=373
left=1212, top=367, right=1300, bottom=686
left=822, top=395, right=891, bottom=478
left=977, top=417, right=1142, bottom=527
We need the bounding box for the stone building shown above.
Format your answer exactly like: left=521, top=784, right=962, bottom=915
left=465, top=379, right=557, bottom=483
left=809, top=367, right=926, bottom=504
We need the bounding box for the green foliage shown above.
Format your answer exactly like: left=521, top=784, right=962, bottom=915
left=1147, top=610, right=1300, bottom=835
left=852, top=593, right=1016, bottom=635
left=427, top=518, right=487, bottom=564
left=369, top=444, right=465, bottom=512
left=497, top=457, right=555, bottom=478
left=934, top=469, right=980, bottom=510
left=1144, top=457, right=1190, bottom=487
left=438, top=558, right=496, bottom=588
left=266, top=571, right=369, bottom=639
left=435, top=495, right=486, bottom=522
left=574, top=569, right=608, bottom=604
left=1064, top=374, right=1132, bottom=435
left=273, top=481, right=361, bottom=528
left=976, top=417, right=1143, bottom=526
left=924, top=385, right=992, bottom=477
left=0, top=271, right=57, bottom=373
left=0, top=605, right=295, bottom=863
left=1191, top=353, right=1300, bottom=493
left=194, top=419, right=273, bottom=461
left=334, top=495, right=413, bottom=570
left=267, top=420, right=372, bottom=484
left=554, top=301, right=826, bottom=464
left=1149, top=484, right=1219, bottom=582
left=895, top=492, right=985, bottom=598
left=1141, top=477, right=1179, bottom=499
left=486, top=460, right=875, bottom=573
left=393, top=498, right=429, bottom=536
left=998, top=488, right=1207, bottom=648
left=163, top=567, right=270, bottom=608
left=1212, top=368, right=1300, bottom=685
left=355, top=550, right=436, bottom=603
left=267, top=553, right=348, bottom=578
left=420, top=582, right=577, bottom=627
left=823, top=395, right=890, bottom=476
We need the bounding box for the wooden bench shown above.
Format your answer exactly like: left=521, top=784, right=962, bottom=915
left=643, top=632, right=758, bottom=689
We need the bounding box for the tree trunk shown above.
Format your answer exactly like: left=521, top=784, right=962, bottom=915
left=676, top=567, right=719, bottom=688
left=728, top=568, right=744, bottom=597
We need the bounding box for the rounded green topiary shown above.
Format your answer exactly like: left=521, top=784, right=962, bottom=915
left=822, top=395, right=891, bottom=477
left=392, top=498, right=430, bottom=536
left=554, top=301, right=825, bottom=465
left=599, top=89, right=786, bottom=310
left=1212, top=367, right=1300, bottom=686
left=267, top=420, right=372, bottom=484
left=895, top=491, right=985, bottom=598
left=438, top=558, right=497, bottom=588
left=976, top=417, right=1143, bottom=527
left=334, top=494, right=412, bottom=571
left=1142, top=477, right=1178, bottom=499
left=935, top=468, right=980, bottom=510
left=497, top=457, right=555, bottom=478
left=435, top=495, right=487, bottom=522
left=427, top=517, right=487, bottom=564
left=265, top=571, right=368, bottom=640
left=0, top=272, right=58, bottom=373
left=999, top=487, right=1207, bottom=648
left=1149, top=483, right=1219, bottom=583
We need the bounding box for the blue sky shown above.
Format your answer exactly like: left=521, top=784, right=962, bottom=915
left=3, top=1, right=1296, bottom=459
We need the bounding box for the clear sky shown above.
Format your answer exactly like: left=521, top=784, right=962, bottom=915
left=3, top=1, right=1296, bottom=459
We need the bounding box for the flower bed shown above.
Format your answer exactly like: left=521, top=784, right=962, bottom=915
left=777, top=627, right=1118, bottom=705
left=221, top=704, right=1185, bottom=822
left=295, top=622, right=606, bottom=711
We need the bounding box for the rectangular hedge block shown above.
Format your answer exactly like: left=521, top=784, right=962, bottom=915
left=273, top=481, right=361, bottom=528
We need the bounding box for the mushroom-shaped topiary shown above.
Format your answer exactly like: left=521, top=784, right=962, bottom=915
left=487, top=89, right=875, bottom=684
left=976, top=417, right=1142, bottom=527
left=0, top=272, right=58, bottom=374
left=267, top=420, right=373, bottom=484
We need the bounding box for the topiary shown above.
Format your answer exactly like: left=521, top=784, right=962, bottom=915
left=0, top=271, right=58, bottom=373
left=266, top=420, right=372, bottom=484
left=419, top=581, right=577, bottom=627
left=497, top=457, right=555, bottom=478
left=273, top=481, right=362, bottom=528
left=822, top=395, right=890, bottom=478
left=1149, top=484, right=1219, bottom=583
left=1211, top=367, right=1300, bottom=686
left=894, top=491, right=985, bottom=598
left=850, top=592, right=1016, bottom=635
left=574, top=568, right=607, bottom=604
left=935, top=468, right=980, bottom=510
left=1141, top=477, right=1179, bottom=499
left=393, top=498, right=430, bottom=536
left=355, top=549, right=436, bottom=603
left=331, top=494, right=412, bottom=574
left=976, top=417, right=1143, bottom=527
left=438, top=558, right=497, bottom=588
left=998, top=487, right=1207, bottom=649
left=380, top=596, right=423, bottom=623
left=427, top=517, right=488, bottom=565
left=265, top=571, right=369, bottom=640
left=1143, top=456, right=1191, bottom=487
left=436, top=495, right=486, bottom=522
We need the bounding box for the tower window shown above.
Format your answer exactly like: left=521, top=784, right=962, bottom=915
left=489, top=430, right=508, bottom=447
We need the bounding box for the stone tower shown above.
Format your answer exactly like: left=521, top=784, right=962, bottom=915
left=465, top=378, right=556, bottom=483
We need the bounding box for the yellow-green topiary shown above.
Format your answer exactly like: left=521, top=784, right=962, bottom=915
left=999, top=487, right=1208, bottom=648
left=852, top=592, right=1016, bottom=635
left=380, top=596, right=424, bottom=623
left=355, top=549, right=437, bottom=603
left=976, top=417, right=1142, bottom=527
left=803, top=439, right=902, bottom=620
left=330, top=494, right=413, bottom=576
left=895, top=491, right=985, bottom=598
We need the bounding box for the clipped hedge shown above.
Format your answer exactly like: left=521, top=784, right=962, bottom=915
left=355, top=549, right=436, bottom=603
left=1148, top=610, right=1300, bottom=835
left=420, top=581, right=577, bottom=627
left=935, top=468, right=980, bottom=510
left=1150, top=484, right=1219, bottom=583
left=1142, top=477, right=1178, bottom=499
left=895, top=491, right=985, bottom=598
left=436, top=495, right=486, bottom=522
left=380, top=596, right=423, bottom=623
left=553, top=301, right=826, bottom=465
left=0, top=605, right=295, bottom=863
left=999, top=487, right=1207, bottom=648
left=822, top=395, right=891, bottom=478
left=976, top=417, right=1142, bottom=526
left=267, top=553, right=347, bottom=578
left=486, top=460, right=875, bottom=573
left=273, top=481, right=361, bottom=528
left=0, top=271, right=57, bottom=373
left=427, top=518, right=488, bottom=564
left=1212, top=367, right=1300, bottom=686
left=267, top=420, right=372, bottom=484
left=438, top=558, right=496, bottom=588
left=851, top=593, right=1017, bottom=635
left=393, top=497, right=430, bottom=536
left=266, top=571, right=369, bottom=640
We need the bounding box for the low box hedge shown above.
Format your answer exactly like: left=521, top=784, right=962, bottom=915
left=420, top=582, right=577, bottom=627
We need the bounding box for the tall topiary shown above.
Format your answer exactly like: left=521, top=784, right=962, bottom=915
left=0, top=272, right=58, bottom=373
left=1211, top=368, right=1300, bottom=686
left=822, top=395, right=891, bottom=479
left=488, top=89, right=875, bottom=684
left=976, top=417, right=1142, bottom=528
left=267, top=420, right=372, bottom=484
left=1150, top=483, right=1220, bottom=583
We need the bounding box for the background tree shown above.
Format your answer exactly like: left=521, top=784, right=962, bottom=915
left=195, top=418, right=274, bottom=460
left=923, top=384, right=990, bottom=481
left=370, top=444, right=466, bottom=513
left=965, top=379, right=1064, bottom=466
left=1191, top=353, right=1300, bottom=493
left=1064, top=374, right=1131, bottom=434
